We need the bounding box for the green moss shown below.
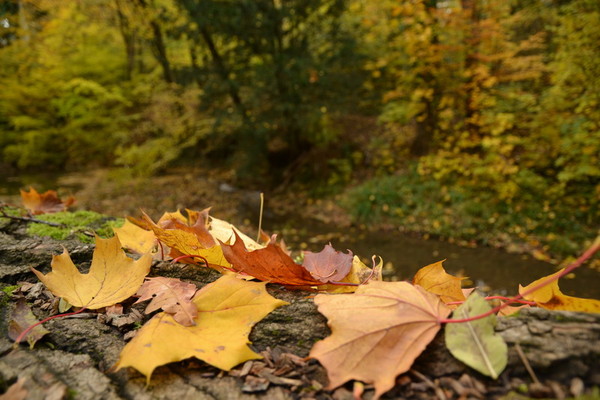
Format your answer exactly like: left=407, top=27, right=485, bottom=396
left=1, top=285, right=18, bottom=296
left=26, top=211, right=124, bottom=243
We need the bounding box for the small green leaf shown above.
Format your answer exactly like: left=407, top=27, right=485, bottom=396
left=445, top=293, right=507, bottom=378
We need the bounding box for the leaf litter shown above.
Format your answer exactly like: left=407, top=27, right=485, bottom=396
left=7, top=196, right=600, bottom=399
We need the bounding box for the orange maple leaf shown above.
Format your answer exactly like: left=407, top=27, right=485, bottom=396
left=20, top=187, right=75, bottom=215
left=309, top=281, right=451, bottom=399
left=413, top=260, right=466, bottom=306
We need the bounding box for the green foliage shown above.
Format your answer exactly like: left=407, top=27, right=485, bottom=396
left=0, top=0, right=598, bottom=259
left=27, top=211, right=124, bottom=243
left=343, top=164, right=596, bottom=257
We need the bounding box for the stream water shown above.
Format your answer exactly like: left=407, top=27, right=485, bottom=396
left=2, top=170, right=598, bottom=299
left=267, top=217, right=599, bottom=299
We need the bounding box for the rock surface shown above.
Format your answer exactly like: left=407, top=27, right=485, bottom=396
left=1, top=218, right=599, bottom=399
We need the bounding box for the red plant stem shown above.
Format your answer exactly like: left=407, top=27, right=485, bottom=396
left=440, top=238, right=600, bottom=324
left=14, top=307, right=88, bottom=346
left=158, top=240, right=165, bottom=260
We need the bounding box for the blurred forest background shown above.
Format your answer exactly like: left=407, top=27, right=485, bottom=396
left=0, top=0, right=598, bottom=259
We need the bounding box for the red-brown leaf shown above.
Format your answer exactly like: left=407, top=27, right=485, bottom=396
left=220, top=231, right=323, bottom=286
left=135, top=277, right=198, bottom=326
left=20, top=187, right=75, bottom=215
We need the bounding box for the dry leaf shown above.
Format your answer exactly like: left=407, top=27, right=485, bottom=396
left=135, top=277, right=198, bottom=326
left=114, top=275, right=288, bottom=382
left=142, top=211, right=231, bottom=270
left=519, top=269, right=600, bottom=313
left=8, top=299, right=50, bottom=348
left=209, top=215, right=264, bottom=250
left=497, top=303, right=529, bottom=317
left=311, top=256, right=383, bottom=294
left=309, top=281, right=451, bottom=399
left=20, top=187, right=75, bottom=215
left=32, top=235, right=152, bottom=309
left=220, top=231, right=323, bottom=286
left=0, top=377, right=28, bottom=400
left=413, top=260, right=466, bottom=305
left=303, top=244, right=353, bottom=283
left=113, top=220, right=158, bottom=255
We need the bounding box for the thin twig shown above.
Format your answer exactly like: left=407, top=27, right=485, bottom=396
left=0, top=209, right=65, bottom=227
left=257, top=192, right=264, bottom=243
left=410, top=369, right=447, bottom=400
left=515, top=343, right=541, bottom=385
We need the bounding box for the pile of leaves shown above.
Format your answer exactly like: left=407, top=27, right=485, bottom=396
left=4, top=187, right=600, bottom=399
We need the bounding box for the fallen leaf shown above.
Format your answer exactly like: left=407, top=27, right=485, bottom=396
left=209, top=216, right=264, bottom=251
left=135, top=277, right=198, bottom=326
left=0, top=377, right=28, bottom=400
left=142, top=211, right=231, bottom=270
left=114, top=275, right=288, bottom=382
left=313, top=255, right=383, bottom=294
left=519, top=269, right=600, bottom=313
left=303, top=244, right=353, bottom=283
left=413, top=260, right=466, bottom=305
left=497, top=303, right=529, bottom=317
left=20, top=187, right=75, bottom=215
left=220, top=231, right=323, bottom=285
left=445, top=293, right=508, bottom=379
left=32, top=235, right=152, bottom=309
left=8, top=299, right=50, bottom=348
left=113, top=220, right=158, bottom=255
left=309, top=281, right=451, bottom=399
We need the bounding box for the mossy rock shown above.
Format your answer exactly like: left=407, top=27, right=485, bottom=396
left=25, top=211, right=124, bottom=243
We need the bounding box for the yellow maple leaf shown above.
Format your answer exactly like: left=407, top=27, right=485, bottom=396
left=519, top=269, right=600, bottom=313
left=114, top=275, right=288, bottom=382
left=113, top=220, right=158, bottom=255
left=32, top=235, right=152, bottom=309
left=413, top=260, right=466, bottom=305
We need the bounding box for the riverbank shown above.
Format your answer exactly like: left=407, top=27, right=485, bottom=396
left=2, top=167, right=599, bottom=299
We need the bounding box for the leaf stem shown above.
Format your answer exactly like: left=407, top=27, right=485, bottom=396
left=440, top=237, right=600, bottom=324
left=13, top=307, right=88, bottom=347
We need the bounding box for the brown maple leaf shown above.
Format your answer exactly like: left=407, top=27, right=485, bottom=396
left=135, top=277, right=198, bottom=326
left=220, top=231, right=323, bottom=286
left=302, top=244, right=353, bottom=283
left=20, top=187, right=75, bottom=215
left=309, top=281, right=451, bottom=399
